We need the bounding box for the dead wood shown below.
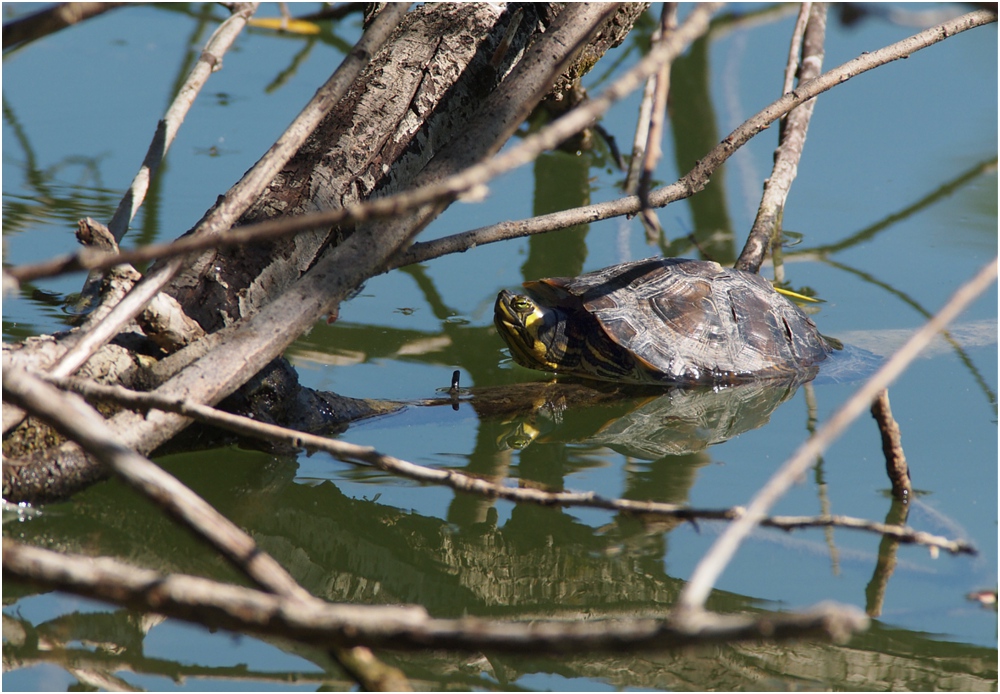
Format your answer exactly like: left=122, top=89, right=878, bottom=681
left=2, top=2, right=127, bottom=50
left=735, top=2, right=827, bottom=274
left=870, top=389, right=911, bottom=501
left=2, top=4, right=646, bottom=504
left=4, top=540, right=871, bottom=653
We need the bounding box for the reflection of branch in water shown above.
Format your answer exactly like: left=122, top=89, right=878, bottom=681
left=5, top=636, right=344, bottom=690
left=675, top=257, right=996, bottom=613
left=37, top=371, right=977, bottom=556
left=792, top=156, right=998, bottom=257
left=865, top=498, right=910, bottom=617
left=4, top=540, right=869, bottom=653
left=398, top=263, right=457, bottom=321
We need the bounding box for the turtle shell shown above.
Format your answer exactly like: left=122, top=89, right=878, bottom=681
left=523, top=257, right=831, bottom=384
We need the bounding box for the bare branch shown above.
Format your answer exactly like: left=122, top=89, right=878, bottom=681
left=1, top=366, right=312, bottom=602
left=870, top=390, right=912, bottom=501
left=2, top=2, right=126, bottom=50
left=398, top=7, right=998, bottom=269
left=2, top=4, right=721, bottom=287
left=4, top=541, right=870, bottom=653
left=40, top=372, right=976, bottom=556
left=1, top=4, right=619, bottom=507
left=735, top=2, right=827, bottom=274
left=43, top=3, right=410, bottom=382
left=4, top=8, right=995, bottom=288
left=107, top=3, right=260, bottom=243
left=674, top=256, right=998, bottom=614
left=635, top=3, right=678, bottom=241
left=782, top=3, right=814, bottom=96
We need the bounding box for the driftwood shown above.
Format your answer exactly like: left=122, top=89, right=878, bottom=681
left=2, top=3, right=647, bottom=503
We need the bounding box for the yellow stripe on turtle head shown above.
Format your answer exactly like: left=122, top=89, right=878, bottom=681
left=495, top=291, right=565, bottom=371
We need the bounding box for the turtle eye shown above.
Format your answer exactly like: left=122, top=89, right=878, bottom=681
left=510, top=295, right=534, bottom=313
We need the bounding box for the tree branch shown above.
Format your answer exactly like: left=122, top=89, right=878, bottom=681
left=2, top=4, right=721, bottom=286
left=674, top=256, right=998, bottom=614
left=37, top=371, right=976, bottom=556
left=735, top=2, right=826, bottom=274
left=4, top=541, right=870, bottom=654
left=2, top=2, right=126, bottom=50
left=870, top=390, right=912, bottom=501
left=1, top=366, right=312, bottom=601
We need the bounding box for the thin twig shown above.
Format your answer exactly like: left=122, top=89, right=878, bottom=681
left=636, top=3, right=678, bottom=242
left=4, top=541, right=870, bottom=653
left=108, top=3, right=261, bottom=243
left=870, top=390, right=911, bottom=501
left=39, top=373, right=976, bottom=556
left=782, top=3, right=813, bottom=97
left=623, top=41, right=657, bottom=194
left=674, top=256, right=998, bottom=614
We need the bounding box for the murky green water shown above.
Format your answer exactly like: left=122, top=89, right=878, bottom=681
left=3, top=4, right=997, bottom=691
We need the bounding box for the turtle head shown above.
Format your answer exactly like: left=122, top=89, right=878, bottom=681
left=494, top=290, right=571, bottom=373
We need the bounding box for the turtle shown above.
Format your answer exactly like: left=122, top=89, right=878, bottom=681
left=493, top=257, right=834, bottom=386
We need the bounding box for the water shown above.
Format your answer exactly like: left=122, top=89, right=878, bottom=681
left=3, top=4, right=997, bottom=691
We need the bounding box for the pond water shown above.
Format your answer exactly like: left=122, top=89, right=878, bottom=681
left=3, top=3, right=997, bottom=691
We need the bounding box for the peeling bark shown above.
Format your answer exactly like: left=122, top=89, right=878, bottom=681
left=3, top=3, right=648, bottom=504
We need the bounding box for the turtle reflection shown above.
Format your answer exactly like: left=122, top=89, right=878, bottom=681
left=471, top=376, right=812, bottom=460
